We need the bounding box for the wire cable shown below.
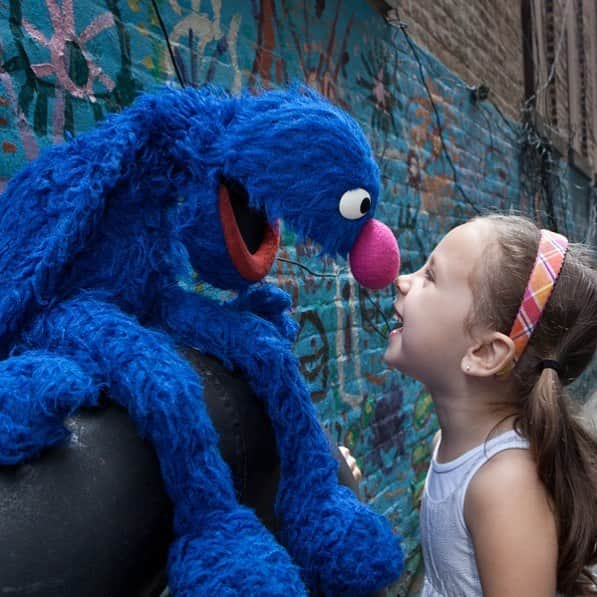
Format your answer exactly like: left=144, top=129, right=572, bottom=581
left=151, top=0, right=186, bottom=88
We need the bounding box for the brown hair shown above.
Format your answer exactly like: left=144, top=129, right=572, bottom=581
left=469, top=214, right=597, bottom=596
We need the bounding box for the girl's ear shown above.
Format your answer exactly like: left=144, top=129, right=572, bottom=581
left=461, top=332, right=515, bottom=377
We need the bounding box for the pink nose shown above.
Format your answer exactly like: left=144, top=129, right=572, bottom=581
left=348, top=219, right=400, bottom=290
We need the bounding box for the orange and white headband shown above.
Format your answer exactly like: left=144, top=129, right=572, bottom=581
left=507, top=229, right=568, bottom=364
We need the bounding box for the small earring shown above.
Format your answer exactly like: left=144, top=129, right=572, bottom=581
left=465, top=365, right=471, bottom=372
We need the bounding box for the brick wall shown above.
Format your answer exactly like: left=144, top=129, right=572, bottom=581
left=0, top=1, right=594, bottom=593
left=383, top=0, right=525, bottom=121
left=386, top=0, right=597, bottom=179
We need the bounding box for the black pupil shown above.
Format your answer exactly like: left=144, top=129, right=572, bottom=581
left=360, top=197, right=371, bottom=214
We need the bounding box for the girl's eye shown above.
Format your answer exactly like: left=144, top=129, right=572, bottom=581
left=424, top=268, right=434, bottom=282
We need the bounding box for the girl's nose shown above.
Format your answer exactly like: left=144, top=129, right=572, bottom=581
left=394, top=274, right=411, bottom=295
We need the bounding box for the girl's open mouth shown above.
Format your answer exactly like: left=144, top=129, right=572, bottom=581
left=390, top=308, right=404, bottom=335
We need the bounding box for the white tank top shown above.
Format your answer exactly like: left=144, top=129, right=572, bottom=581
left=420, top=429, right=529, bottom=597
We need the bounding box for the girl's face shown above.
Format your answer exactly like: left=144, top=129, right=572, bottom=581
left=384, top=220, right=491, bottom=389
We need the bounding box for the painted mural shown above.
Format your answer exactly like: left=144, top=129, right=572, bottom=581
left=0, top=1, right=592, bottom=593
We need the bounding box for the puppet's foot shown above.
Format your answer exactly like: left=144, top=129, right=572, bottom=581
left=168, top=508, right=307, bottom=596
left=279, top=485, right=403, bottom=596
left=0, top=352, right=99, bottom=465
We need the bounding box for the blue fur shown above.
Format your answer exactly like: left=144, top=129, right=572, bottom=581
left=0, top=86, right=403, bottom=595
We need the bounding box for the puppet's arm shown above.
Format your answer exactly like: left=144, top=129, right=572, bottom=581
left=159, top=285, right=403, bottom=595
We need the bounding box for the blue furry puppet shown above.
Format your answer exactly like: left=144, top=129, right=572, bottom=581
left=0, top=86, right=403, bottom=595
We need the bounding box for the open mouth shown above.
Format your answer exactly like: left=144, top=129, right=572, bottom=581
left=218, top=179, right=280, bottom=281
left=391, top=307, right=404, bottom=334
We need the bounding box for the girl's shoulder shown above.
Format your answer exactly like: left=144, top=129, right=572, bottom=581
left=466, top=447, right=542, bottom=505
left=464, top=446, right=556, bottom=553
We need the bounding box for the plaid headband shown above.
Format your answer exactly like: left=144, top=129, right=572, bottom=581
left=508, top=229, right=569, bottom=363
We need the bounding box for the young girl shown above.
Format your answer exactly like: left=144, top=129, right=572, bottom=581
left=382, top=214, right=597, bottom=596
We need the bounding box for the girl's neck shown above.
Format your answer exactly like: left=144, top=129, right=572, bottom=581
left=430, top=383, right=518, bottom=463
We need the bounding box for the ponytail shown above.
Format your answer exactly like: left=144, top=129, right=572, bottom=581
left=517, top=367, right=597, bottom=595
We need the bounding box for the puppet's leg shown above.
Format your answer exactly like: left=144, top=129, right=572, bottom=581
left=23, top=296, right=307, bottom=596
left=162, top=291, right=404, bottom=595
left=0, top=350, right=101, bottom=465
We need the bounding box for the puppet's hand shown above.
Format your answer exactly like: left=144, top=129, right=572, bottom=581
left=231, top=284, right=299, bottom=342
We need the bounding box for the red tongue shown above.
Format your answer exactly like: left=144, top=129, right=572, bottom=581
left=218, top=184, right=280, bottom=281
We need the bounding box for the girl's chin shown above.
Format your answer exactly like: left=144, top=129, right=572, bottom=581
left=383, top=349, right=416, bottom=379
left=384, top=332, right=402, bottom=365
left=382, top=349, right=399, bottom=367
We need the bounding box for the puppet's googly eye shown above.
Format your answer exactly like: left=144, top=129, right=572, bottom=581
left=339, top=188, right=371, bottom=220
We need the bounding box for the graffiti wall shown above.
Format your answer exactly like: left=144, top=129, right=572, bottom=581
left=0, top=1, right=592, bottom=592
